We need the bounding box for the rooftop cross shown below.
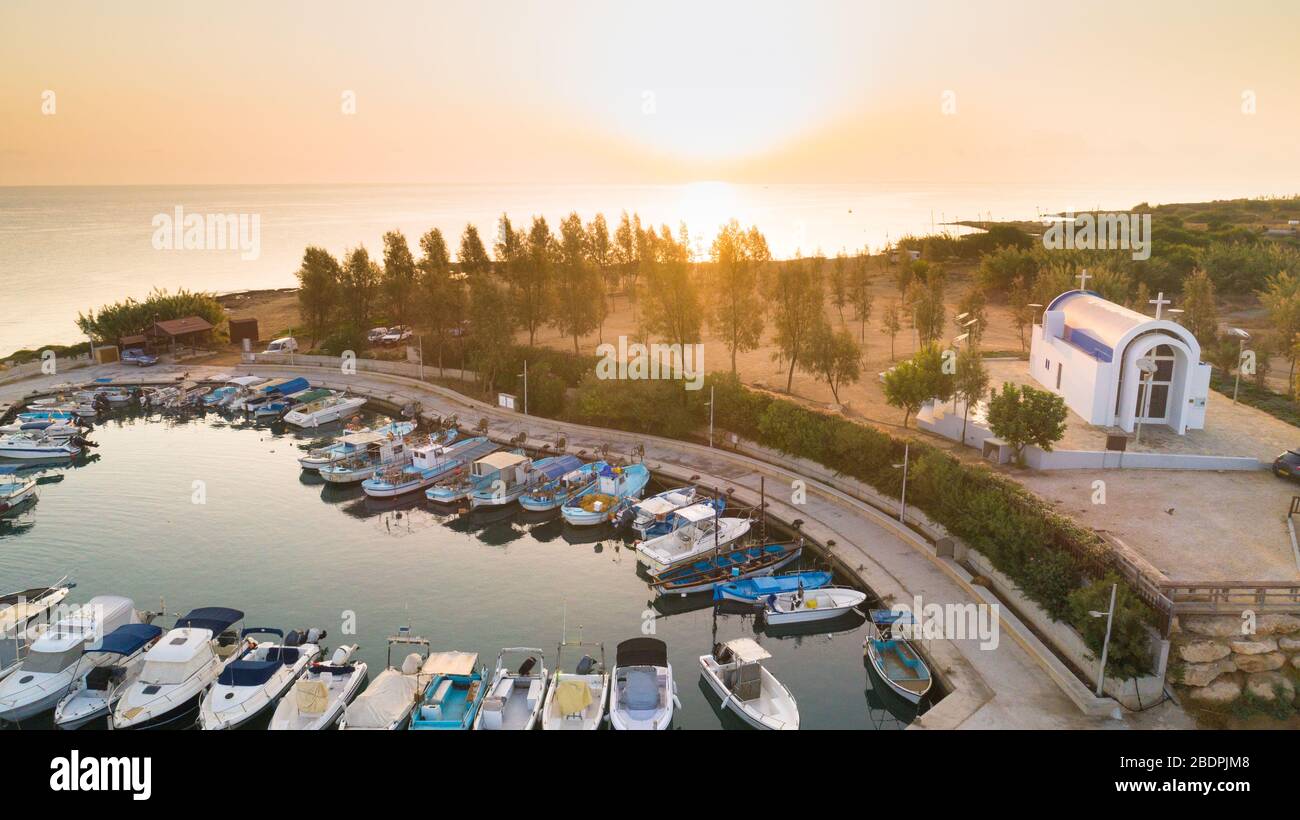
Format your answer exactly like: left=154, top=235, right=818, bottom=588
left=1076, top=268, right=1091, bottom=291
left=1149, top=291, right=1171, bottom=319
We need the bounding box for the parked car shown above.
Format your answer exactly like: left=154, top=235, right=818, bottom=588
left=1273, top=450, right=1300, bottom=480
left=366, top=327, right=389, bottom=344
left=121, top=348, right=158, bottom=367
left=381, top=325, right=412, bottom=346
left=262, top=337, right=299, bottom=355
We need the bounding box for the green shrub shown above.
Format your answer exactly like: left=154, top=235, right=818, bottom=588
left=1067, top=573, right=1154, bottom=679
left=318, top=323, right=368, bottom=357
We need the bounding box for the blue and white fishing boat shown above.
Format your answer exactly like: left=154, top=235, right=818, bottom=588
left=253, top=387, right=330, bottom=423
left=408, top=651, right=486, bottom=731
left=235, top=377, right=310, bottom=415
left=712, top=571, right=834, bottom=604
left=201, top=385, right=239, bottom=407
left=362, top=435, right=495, bottom=499
left=629, top=486, right=702, bottom=538
left=298, top=421, right=417, bottom=471
left=15, top=409, right=76, bottom=424
left=318, top=431, right=414, bottom=484
left=518, top=460, right=605, bottom=512
left=651, top=542, right=803, bottom=596
left=560, top=463, right=650, bottom=526
left=635, top=501, right=748, bottom=575
left=428, top=448, right=524, bottom=505
left=468, top=452, right=581, bottom=509
left=864, top=610, right=932, bottom=704
left=0, top=467, right=38, bottom=516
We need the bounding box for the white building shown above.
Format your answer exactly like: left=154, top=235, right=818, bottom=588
left=1028, top=289, right=1211, bottom=434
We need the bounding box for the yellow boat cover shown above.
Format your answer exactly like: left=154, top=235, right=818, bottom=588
left=555, top=677, right=592, bottom=716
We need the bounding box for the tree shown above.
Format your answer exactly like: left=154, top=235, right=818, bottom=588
left=612, top=211, right=637, bottom=309
left=848, top=252, right=873, bottom=343
left=493, top=214, right=524, bottom=279
left=1260, top=270, right=1300, bottom=392
left=1008, top=276, right=1033, bottom=352
left=638, top=224, right=702, bottom=353
left=418, top=227, right=463, bottom=375
left=955, top=286, right=987, bottom=348
left=295, top=246, right=341, bottom=344
left=586, top=213, right=613, bottom=339
left=911, top=269, right=946, bottom=346
left=767, top=255, right=825, bottom=393
left=458, top=224, right=492, bottom=278
left=552, top=212, right=603, bottom=354
left=881, top=300, right=901, bottom=361
left=1090, top=264, right=1133, bottom=304
left=708, top=220, right=767, bottom=374
left=807, top=323, right=861, bottom=404
left=954, top=347, right=990, bottom=443
left=338, top=246, right=380, bottom=332
left=468, top=277, right=514, bottom=392
left=512, top=216, right=555, bottom=346
left=829, top=252, right=849, bottom=323
left=976, top=245, right=1039, bottom=294
left=986, top=382, right=1068, bottom=465
left=381, top=230, right=418, bottom=328
left=881, top=344, right=952, bottom=427
left=1180, top=268, right=1220, bottom=348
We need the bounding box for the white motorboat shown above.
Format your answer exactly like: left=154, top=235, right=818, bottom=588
left=198, top=627, right=324, bottom=730
left=630, top=486, right=700, bottom=538
left=635, top=503, right=751, bottom=575
left=0, top=578, right=74, bottom=682
left=541, top=638, right=608, bottom=731
left=53, top=623, right=163, bottom=730
left=472, top=647, right=548, bottom=730
left=113, top=607, right=246, bottom=730
left=699, top=638, right=799, bottom=730
left=339, top=627, right=429, bottom=730
left=283, top=393, right=368, bottom=428
left=0, top=432, right=81, bottom=460
left=762, top=586, right=867, bottom=625
left=268, top=644, right=368, bottom=730
left=298, top=421, right=416, bottom=471
left=0, top=469, right=38, bottom=515
left=608, top=638, right=677, bottom=730
left=0, top=595, right=142, bottom=723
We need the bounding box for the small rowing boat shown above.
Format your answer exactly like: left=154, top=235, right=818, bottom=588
left=650, top=541, right=802, bottom=596
left=864, top=610, right=932, bottom=704
left=762, top=586, right=867, bottom=625
left=712, top=571, right=833, bottom=604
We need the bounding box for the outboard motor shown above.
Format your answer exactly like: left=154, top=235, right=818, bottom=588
left=516, top=656, right=537, bottom=676
left=575, top=655, right=598, bottom=675
left=306, top=627, right=327, bottom=644
left=712, top=642, right=732, bottom=663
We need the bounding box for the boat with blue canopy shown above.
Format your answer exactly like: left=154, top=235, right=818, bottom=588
left=712, top=571, right=834, bottom=604
left=864, top=610, right=932, bottom=705
left=518, top=460, right=605, bottom=512
left=53, top=623, right=164, bottom=730
left=560, top=463, right=649, bottom=526
left=468, top=452, right=580, bottom=509
left=198, top=626, right=325, bottom=730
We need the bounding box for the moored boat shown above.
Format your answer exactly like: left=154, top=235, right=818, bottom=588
left=283, top=393, right=368, bottom=428
left=712, top=571, right=834, bottom=604
left=339, top=627, right=430, bottom=730
left=465, top=450, right=539, bottom=509
left=540, top=637, right=608, bottom=731
left=0, top=468, right=38, bottom=515
left=559, top=463, right=649, bottom=526
left=408, top=651, right=485, bottom=731
left=630, top=485, right=701, bottom=538
left=298, top=421, right=416, bottom=471
left=864, top=610, right=932, bottom=705
left=318, top=432, right=413, bottom=484
left=651, top=541, right=803, bottom=596
left=269, top=644, right=368, bottom=730
left=635, top=501, right=750, bottom=575
left=0, top=578, right=74, bottom=682
left=362, top=435, right=496, bottom=499
left=53, top=623, right=164, bottom=730
left=608, top=637, right=676, bottom=730
left=198, top=626, right=325, bottom=730
left=0, top=431, right=81, bottom=460
left=762, top=586, right=868, bottom=625
left=472, top=647, right=548, bottom=731
left=699, top=638, right=798, bottom=730
left=518, top=460, right=604, bottom=512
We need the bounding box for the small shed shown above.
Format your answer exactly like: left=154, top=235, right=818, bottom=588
left=228, top=318, right=259, bottom=347
left=146, top=316, right=215, bottom=354
left=119, top=334, right=147, bottom=350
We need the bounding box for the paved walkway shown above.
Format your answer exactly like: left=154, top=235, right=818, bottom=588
left=1, top=362, right=1194, bottom=729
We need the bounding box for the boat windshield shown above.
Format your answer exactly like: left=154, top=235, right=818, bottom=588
left=20, top=644, right=82, bottom=673
left=138, top=659, right=196, bottom=686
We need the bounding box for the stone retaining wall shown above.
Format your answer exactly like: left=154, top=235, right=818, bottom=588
left=1172, top=614, right=1300, bottom=710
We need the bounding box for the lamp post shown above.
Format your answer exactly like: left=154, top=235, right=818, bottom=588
left=1088, top=583, right=1118, bottom=697
left=705, top=385, right=714, bottom=448
left=518, top=360, right=528, bottom=416
left=893, top=442, right=910, bottom=523
left=1228, top=327, right=1251, bottom=405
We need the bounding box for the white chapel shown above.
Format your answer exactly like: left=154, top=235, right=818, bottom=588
left=1028, top=285, right=1211, bottom=435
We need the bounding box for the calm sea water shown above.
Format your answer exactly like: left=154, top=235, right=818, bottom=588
left=0, top=181, right=1269, bottom=353
left=0, top=408, right=917, bottom=730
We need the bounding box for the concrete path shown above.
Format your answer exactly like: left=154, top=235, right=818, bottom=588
left=1, top=362, right=1195, bottom=729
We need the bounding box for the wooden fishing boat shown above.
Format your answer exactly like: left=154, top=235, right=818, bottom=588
left=863, top=610, right=932, bottom=704
left=651, top=542, right=802, bottom=596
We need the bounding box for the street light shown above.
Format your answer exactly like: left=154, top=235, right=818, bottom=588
left=1087, top=583, right=1118, bottom=697
left=518, top=360, right=528, bottom=416
left=704, top=385, right=714, bottom=448
left=892, top=442, right=910, bottom=523
left=1228, top=327, right=1251, bottom=405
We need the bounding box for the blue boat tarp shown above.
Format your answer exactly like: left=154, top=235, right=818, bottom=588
left=175, top=606, right=244, bottom=634
left=241, top=626, right=284, bottom=639
left=264, top=377, right=309, bottom=396
left=714, top=571, right=833, bottom=602
left=87, top=623, right=163, bottom=656
left=869, top=609, right=917, bottom=626
left=0, top=466, right=19, bottom=475
left=533, top=455, right=582, bottom=481
left=218, top=659, right=280, bottom=686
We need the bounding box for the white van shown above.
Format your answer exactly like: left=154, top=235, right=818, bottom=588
left=262, top=337, right=299, bottom=355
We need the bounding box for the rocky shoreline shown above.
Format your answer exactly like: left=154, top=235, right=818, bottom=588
left=1173, top=614, right=1300, bottom=720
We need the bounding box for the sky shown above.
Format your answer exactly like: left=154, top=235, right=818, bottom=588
left=2, top=0, right=1299, bottom=190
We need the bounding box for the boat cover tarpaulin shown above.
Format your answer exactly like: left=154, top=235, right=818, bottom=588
left=344, top=669, right=418, bottom=728
left=218, top=659, right=280, bottom=686
left=294, top=679, right=329, bottom=714
left=533, top=455, right=582, bottom=480
left=174, top=607, right=244, bottom=634
left=421, top=651, right=478, bottom=677
left=714, top=571, right=833, bottom=602
left=87, top=623, right=163, bottom=656
left=723, top=637, right=772, bottom=663
left=554, top=678, right=592, bottom=716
